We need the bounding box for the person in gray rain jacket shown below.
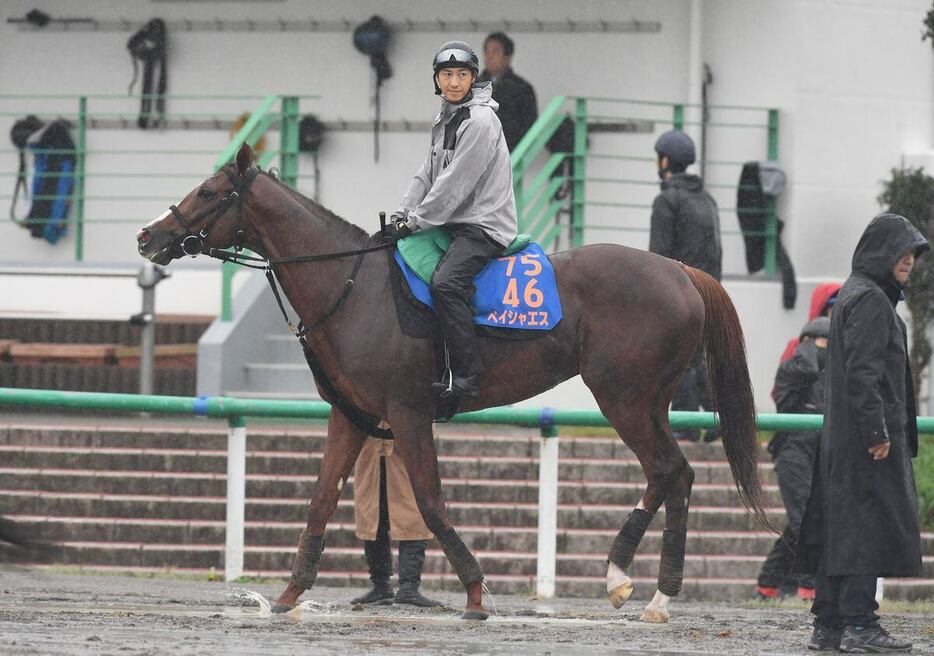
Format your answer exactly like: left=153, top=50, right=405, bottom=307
left=386, top=40, right=518, bottom=399
left=796, top=213, right=926, bottom=653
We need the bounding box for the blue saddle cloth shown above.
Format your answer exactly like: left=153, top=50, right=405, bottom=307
left=393, top=242, right=562, bottom=331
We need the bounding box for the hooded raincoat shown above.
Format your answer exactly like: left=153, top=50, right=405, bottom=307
left=399, top=82, right=518, bottom=248
left=797, top=213, right=927, bottom=578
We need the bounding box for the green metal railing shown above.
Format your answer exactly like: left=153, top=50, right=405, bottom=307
left=6, top=386, right=934, bottom=435
left=2, top=385, right=930, bottom=590
left=1, top=93, right=313, bottom=266
left=511, top=96, right=781, bottom=274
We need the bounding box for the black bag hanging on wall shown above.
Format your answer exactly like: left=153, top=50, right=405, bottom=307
left=127, top=18, right=168, bottom=129
left=737, top=161, right=797, bottom=308
left=9, top=114, right=45, bottom=222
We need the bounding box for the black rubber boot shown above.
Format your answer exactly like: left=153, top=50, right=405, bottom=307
left=352, top=457, right=395, bottom=606
left=350, top=539, right=395, bottom=605
left=394, top=540, right=444, bottom=607
left=840, top=625, right=912, bottom=653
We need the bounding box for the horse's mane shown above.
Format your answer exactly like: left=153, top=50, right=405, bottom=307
left=258, top=169, right=369, bottom=240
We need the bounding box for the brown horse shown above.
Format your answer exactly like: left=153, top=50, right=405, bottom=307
left=137, top=144, right=769, bottom=621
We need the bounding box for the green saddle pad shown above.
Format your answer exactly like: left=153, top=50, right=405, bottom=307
left=397, top=227, right=533, bottom=284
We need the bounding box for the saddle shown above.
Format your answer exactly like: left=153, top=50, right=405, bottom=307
left=392, top=228, right=563, bottom=337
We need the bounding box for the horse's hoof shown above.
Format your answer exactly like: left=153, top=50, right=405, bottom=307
left=461, top=609, right=489, bottom=621
left=608, top=580, right=633, bottom=609
left=640, top=607, right=669, bottom=624
left=270, top=603, right=294, bottom=614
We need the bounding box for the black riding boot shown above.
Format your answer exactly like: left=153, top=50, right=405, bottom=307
left=350, top=538, right=395, bottom=605
left=394, top=540, right=444, bottom=607
left=429, top=224, right=502, bottom=399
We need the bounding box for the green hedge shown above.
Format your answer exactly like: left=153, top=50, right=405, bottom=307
left=916, top=435, right=934, bottom=531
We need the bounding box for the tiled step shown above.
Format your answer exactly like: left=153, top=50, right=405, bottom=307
left=0, top=446, right=779, bottom=484
left=2, top=490, right=785, bottom=530
left=13, top=515, right=818, bottom=554
left=0, top=426, right=769, bottom=462
left=0, top=468, right=780, bottom=507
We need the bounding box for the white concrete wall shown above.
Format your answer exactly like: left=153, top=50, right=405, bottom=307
left=1, top=0, right=932, bottom=411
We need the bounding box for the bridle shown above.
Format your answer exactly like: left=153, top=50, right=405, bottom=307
left=168, top=167, right=259, bottom=258
left=160, top=165, right=397, bottom=440
left=161, top=165, right=395, bottom=335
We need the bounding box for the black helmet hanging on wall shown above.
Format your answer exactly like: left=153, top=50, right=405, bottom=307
left=654, top=130, right=696, bottom=168
left=432, top=41, right=479, bottom=95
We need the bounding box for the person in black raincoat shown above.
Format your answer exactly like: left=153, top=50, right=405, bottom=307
left=649, top=130, right=722, bottom=441
left=755, top=316, right=829, bottom=601
left=796, top=213, right=926, bottom=653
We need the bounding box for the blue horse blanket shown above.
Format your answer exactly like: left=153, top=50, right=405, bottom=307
left=394, top=241, right=562, bottom=331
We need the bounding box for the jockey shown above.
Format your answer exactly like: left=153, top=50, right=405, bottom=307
left=387, top=41, right=518, bottom=399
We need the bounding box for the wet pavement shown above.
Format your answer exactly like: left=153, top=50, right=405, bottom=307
left=0, top=569, right=932, bottom=654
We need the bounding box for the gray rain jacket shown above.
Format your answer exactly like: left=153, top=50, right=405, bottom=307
left=399, top=82, right=518, bottom=248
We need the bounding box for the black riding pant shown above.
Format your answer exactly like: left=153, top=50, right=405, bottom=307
left=430, top=224, right=503, bottom=378
left=757, top=434, right=817, bottom=590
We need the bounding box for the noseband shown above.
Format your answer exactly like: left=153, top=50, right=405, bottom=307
left=168, top=167, right=261, bottom=257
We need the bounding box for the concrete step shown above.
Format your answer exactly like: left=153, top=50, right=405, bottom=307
left=2, top=490, right=785, bottom=530
left=262, top=333, right=307, bottom=362
left=0, top=468, right=780, bottom=507
left=242, top=363, right=316, bottom=393
left=0, top=425, right=760, bottom=462
left=0, top=446, right=779, bottom=484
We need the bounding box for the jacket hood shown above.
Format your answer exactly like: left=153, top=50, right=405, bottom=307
left=809, top=282, right=842, bottom=319
left=662, top=173, right=704, bottom=193
left=800, top=316, right=830, bottom=340
left=851, top=213, right=928, bottom=284
left=440, top=81, right=498, bottom=114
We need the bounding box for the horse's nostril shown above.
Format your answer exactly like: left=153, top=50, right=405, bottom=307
left=137, top=229, right=151, bottom=245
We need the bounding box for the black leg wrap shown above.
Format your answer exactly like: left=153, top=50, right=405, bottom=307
left=289, top=530, right=325, bottom=589
left=437, top=527, right=483, bottom=587
left=657, top=528, right=687, bottom=596
left=608, top=508, right=653, bottom=571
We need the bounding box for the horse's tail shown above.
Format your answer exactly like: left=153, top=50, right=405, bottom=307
left=682, top=265, right=774, bottom=531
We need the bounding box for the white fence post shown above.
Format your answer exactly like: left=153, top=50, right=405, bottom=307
left=225, top=416, right=247, bottom=582
left=536, top=413, right=559, bottom=599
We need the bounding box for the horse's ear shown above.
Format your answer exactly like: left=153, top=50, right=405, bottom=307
left=236, top=142, right=253, bottom=178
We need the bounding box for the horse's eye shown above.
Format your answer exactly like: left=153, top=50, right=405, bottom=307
left=197, top=188, right=215, bottom=199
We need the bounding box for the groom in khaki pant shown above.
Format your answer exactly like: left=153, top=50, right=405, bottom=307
left=352, top=437, right=442, bottom=607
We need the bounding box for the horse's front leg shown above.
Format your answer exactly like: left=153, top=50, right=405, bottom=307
left=272, top=409, right=367, bottom=612
left=388, top=407, right=487, bottom=620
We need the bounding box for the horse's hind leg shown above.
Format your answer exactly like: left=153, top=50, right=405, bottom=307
left=586, top=375, right=692, bottom=623
left=273, top=409, right=367, bottom=611
left=387, top=407, right=487, bottom=620
left=641, top=397, right=694, bottom=623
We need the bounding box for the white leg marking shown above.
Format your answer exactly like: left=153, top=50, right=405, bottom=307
left=640, top=589, right=671, bottom=623
left=606, top=562, right=633, bottom=609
